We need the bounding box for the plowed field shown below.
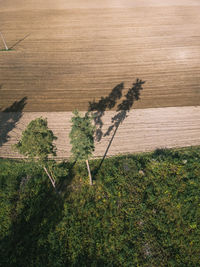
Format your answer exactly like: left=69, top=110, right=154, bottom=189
left=0, top=0, right=200, bottom=111
left=0, top=0, right=200, bottom=158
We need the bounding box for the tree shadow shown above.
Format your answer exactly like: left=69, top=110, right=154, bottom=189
left=0, top=180, right=64, bottom=266
left=88, top=82, right=124, bottom=142
left=0, top=97, right=27, bottom=147
left=104, top=78, right=145, bottom=136
left=9, top=33, right=30, bottom=50
left=56, top=160, right=77, bottom=195
left=92, top=79, right=145, bottom=176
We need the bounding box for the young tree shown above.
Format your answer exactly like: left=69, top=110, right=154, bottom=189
left=0, top=32, right=8, bottom=50
left=15, top=117, right=57, bottom=188
left=69, top=110, right=95, bottom=185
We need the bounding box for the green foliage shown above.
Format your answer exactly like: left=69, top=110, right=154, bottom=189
left=0, top=147, right=200, bottom=266
left=69, top=110, right=95, bottom=161
left=15, top=117, right=57, bottom=162
left=0, top=160, right=64, bottom=267
left=0, top=48, right=12, bottom=51
left=0, top=160, right=22, bottom=240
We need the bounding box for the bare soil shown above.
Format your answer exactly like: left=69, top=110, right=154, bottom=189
left=0, top=107, right=200, bottom=159
left=0, top=1, right=200, bottom=158
left=0, top=0, right=200, bottom=111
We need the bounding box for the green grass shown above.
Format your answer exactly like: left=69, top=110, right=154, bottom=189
left=0, top=146, right=200, bottom=266
left=0, top=48, right=13, bottom=51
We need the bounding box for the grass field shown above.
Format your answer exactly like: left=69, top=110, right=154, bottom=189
left=1, top=146, right=200, bottom=265
left=0, top=0, right=200, bottom=111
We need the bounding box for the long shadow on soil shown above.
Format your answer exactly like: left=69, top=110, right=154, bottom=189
left=9, top=33, right=30, bottom=50
left=88, top=82, right=124, bottom=142
left=91, top=79, right=145, bottom=177
left=0, top=97, right=27, bottom=147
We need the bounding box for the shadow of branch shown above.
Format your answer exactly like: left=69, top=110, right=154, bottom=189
left=88, top=82, right=124, bottom=142
left=9, top=33, right=30, bottom=50
left=0, top=97, right=27, bottom=146
left=104, top=78, right=145, bottom=136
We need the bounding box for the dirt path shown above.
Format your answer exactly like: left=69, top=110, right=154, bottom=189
left=0, top=106, right=200, bottom=159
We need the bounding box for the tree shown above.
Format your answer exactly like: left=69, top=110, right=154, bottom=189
left=15, top=117, right=57, bottom=188
left=69, top=110, right=95, bottom=185
left=0, top=32, right=8, bottom=50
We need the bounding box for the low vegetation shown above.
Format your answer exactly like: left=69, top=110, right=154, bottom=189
left=0, top=146, right=199, bottom=266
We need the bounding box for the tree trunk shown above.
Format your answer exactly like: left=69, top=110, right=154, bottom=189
left=43, top=166, right=56, bottom=188
left=86, top=159, right=93, bottom=185
left=0, top=32, right=8, bottom=50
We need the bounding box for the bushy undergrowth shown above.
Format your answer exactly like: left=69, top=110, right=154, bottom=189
left=0, top=147, right=200, bottom=266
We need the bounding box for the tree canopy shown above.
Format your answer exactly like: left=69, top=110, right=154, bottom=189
left=15, top=117, right=57, bottom=162
left=14, top=117, right=58, bottom=188
left=69, top=110, right=95, bottom=161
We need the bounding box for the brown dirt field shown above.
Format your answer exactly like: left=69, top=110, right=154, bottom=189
left=0, top=107, right=200, bottom=159
left=0, top=0, right=200, bottom=111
